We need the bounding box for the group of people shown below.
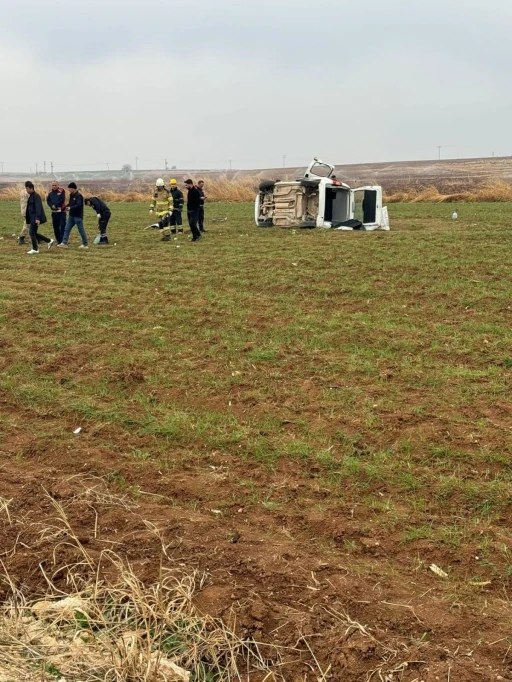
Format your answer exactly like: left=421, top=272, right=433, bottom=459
left=18, top=176, right=208, bottom=255
left=19, top=181, right=111, bottom=254
left=147, top=178, right=207, bottom=243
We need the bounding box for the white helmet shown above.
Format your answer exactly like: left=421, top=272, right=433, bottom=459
left=155, top=178, right=165, bottom=187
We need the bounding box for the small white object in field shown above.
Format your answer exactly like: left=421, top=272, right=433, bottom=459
left=452, top=211, right=458, bottom=220
left=73, top=427, right=82, bottom=435
left=429, top=563, right=448, bottom=579
left=176, top=245, right=181, bottom=248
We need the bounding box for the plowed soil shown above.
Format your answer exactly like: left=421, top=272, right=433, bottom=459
left=1, top=200, right=512, bottom=681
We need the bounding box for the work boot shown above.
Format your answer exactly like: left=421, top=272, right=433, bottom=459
left=161, top=235, right=171, bottom=241
left=99, top=235, right=109, bottom=245
left=18, top=236, right=26, bottom=245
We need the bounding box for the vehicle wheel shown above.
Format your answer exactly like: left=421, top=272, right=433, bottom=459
left=259, top=180, right=276, bottom=192
left=300, top=179, right=320, bottom=189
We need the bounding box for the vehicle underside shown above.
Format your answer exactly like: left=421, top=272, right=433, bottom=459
left=255, top=158, right=388, bottom=231
left=258, top=182, right=320, bottom=228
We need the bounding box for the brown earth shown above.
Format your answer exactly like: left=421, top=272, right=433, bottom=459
left=1, top=396, right=511, bottom=681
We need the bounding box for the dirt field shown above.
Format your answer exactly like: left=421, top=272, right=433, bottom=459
left=1, top=201, right=512, bottom=681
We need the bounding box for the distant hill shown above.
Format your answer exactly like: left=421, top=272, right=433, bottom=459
left=1, top=156, right=511, bottom=193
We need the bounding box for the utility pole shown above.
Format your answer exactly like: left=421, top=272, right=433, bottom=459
left=51, top=161, right=54, bottom=174
left=35, top=163, right=38, bottom=175
left=43, top=161, right=46, bottom=174
left=165, top=158, right=169, bottom=171
left=135, top=156, right=139, bottom=170
left=0, top=162, right=3, bottom=174
left=282, top=154, right=286, bottom=168
left=229, top=159, right=232, bottom=170
left=106, top=162, right=110, bottom=171
left=437, top=146, right=442, bottom=161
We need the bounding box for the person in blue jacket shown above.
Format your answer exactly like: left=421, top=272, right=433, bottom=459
left=85, top=196, right=111, bottom=244
left=46, top=181, right=66, bottom=244
left=24, top=181, right=54, bottom=255
left=58, top=182, right=88, bottom=249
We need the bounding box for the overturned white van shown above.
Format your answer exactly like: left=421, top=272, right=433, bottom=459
left=255, top=158, right=389, bottom=231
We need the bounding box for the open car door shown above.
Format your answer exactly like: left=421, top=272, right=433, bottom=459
left=351, top=186, right=383, bottom=230
left=304, top=157, right=335, bottom=181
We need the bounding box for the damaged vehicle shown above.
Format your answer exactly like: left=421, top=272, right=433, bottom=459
left=255, top=158, right=389, bottom=231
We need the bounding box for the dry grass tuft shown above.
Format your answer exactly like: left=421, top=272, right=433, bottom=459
left=0, top=490, right=289, bottom=682
left=0, top=178, right=258, bottom=204
left=4, top=178, right=512, bottom=204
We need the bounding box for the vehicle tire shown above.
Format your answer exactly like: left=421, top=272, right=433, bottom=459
left=300, top=179, right=320, bottom=189
left=258, top=180, right=275, bottom=192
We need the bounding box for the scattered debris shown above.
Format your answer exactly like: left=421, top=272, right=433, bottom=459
left=429, top=564, right=449, bottom=579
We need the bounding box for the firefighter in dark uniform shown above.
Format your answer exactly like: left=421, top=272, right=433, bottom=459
left=169, top=179, right=184, bottom=233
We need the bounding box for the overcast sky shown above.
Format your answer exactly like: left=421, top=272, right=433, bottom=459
left=0, top=0, right=510, bottom=172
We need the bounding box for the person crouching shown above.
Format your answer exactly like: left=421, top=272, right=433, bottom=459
left=85, top=196, right=111, bottom=244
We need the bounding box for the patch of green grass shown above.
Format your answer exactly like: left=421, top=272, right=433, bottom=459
left=2, top=199, right=512, bottom=592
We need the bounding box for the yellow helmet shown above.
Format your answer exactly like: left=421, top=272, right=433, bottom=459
left=170, top=178, right=177, bottom=185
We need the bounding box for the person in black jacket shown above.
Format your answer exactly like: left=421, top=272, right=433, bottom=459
left=197, top=180, right=207, bottom=233
left=169, top=179, right=184, bottom=233
left=184, top=179, right=202, bottom=242
left=24, top=181, right=53, bottom=255
left=85, top=196, right=111, bottom=245
left=59, top=182, right=88, bottom=248
left=46, top=181, right=66, bottom=244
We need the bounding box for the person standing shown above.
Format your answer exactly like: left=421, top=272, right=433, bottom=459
left=85, top=196, right=111, bottom=244
left=46, top=181, right=66, bottom=244
left=24, top=181, right=53, bottom=255
left=169, top=179, right=184, bottom=233
left=197, top=180, right=207, bottom=233
left=148, top=178, right=173, bottom=241
left=184, top=179, right=202, bottom=242
left=59, top=182, right=88, bottom=249
left=18, top=188, right=30, bottom=245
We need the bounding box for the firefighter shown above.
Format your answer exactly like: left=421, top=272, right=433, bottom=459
left=169, top=179, right=184, bottom=233
left=148, top=178, right=173, bottom=241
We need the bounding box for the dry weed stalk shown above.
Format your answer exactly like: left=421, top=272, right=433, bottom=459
left=0, top=177, right=258, bottom=204
left=4, top=177, right=512, bottom=204
left=0, top=491, right=287, bottom=682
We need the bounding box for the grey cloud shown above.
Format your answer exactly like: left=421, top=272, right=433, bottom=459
left=0, top=0, right=511, bottom=171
